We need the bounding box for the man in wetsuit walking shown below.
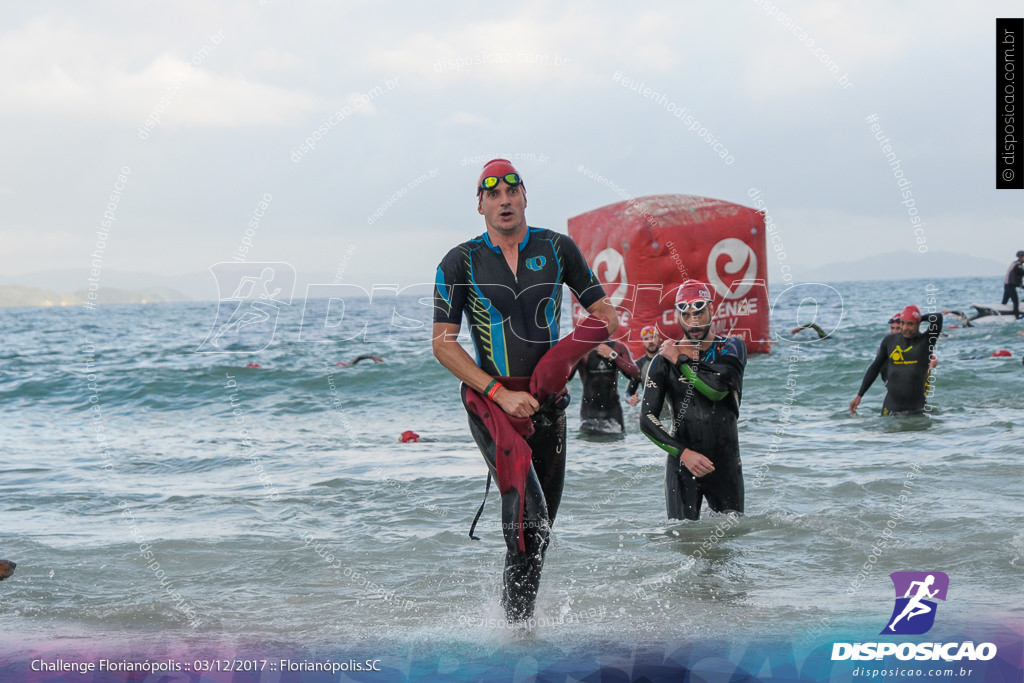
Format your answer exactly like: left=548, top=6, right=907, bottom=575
left=626, top=325, right=660, bottom=406
left=849, top=305, right=942, bottom=415
left=569, top=341, right=639, bottom=433
left=640, top=281, right=746, bottom=520
left=432, top=159, right=617, bottom=623
left=1002, top=250, right=1024, bottom=319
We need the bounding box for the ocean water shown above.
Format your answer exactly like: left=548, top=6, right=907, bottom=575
left=1, top=276, right=1021, bottom=681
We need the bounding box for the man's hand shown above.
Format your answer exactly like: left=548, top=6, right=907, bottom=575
left=662, top=339, right=699, bottom=363
left=680, top=448, right=714, bottom=477
left=595, top=343, right=615, bottom=359
left=494, top=387, right=539, bottom=418
left=626, top=394, right=640, bottom=406
left=677, top=341, right=700, bottom=361
left=849, top=395, right=862, bottom=414
left=659, top=340, right=682, bottom=364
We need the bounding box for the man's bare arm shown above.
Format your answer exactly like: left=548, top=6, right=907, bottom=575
left=431, top=322, right=539, bottom=417
left=585, top=297, right=619, bottom=336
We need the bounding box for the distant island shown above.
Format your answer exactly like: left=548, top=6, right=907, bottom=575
left=0, top=285, right=190, bottom=308
left=0, top=249, right=1008, bottom=309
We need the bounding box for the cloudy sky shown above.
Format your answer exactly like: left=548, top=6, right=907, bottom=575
left=1, top=1, right=1020, bottom=290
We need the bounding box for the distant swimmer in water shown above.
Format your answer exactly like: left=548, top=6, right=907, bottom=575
left=640, top=280, right=747, bottom=520
left=849, top=305, right=942, bottom=416
left=0, top=559, right=15, bottom=580
left=432, top=159, right=617, bottom=623
left=888, top=574, right=939, bottom=631
left=940, top=309, right=971, bottom=329
left=789, top=322, right=830, bottom=339
left=568, top=342, right=639, bottom=433
left=337, top=355, right=384, bottom=367
left=626, top=326, right=661, bottom=406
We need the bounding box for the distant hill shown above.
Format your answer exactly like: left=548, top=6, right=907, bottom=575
left=788, top=250, right=1004, bottom=283
left=0, top=285, right=190, bottom=308
left=72, top=287, right=192, bottom=305
left=0, top=249, right=1009, bottom=307
left=0, top=286, right=81, bottom=308
left=0, top=269, right=212, bottom=300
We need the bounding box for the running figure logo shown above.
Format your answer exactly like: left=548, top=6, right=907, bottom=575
left=197, top=262, right=296, bottom=353
left=881, top=571, right=949, bottom=635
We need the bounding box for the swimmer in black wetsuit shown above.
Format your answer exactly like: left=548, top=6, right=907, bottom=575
left=789, top=322, right=831, bottom=339
left=849, top=305, right=942, bottom=416
left=1001, top=250, right=1024, bottom=319
left=432, top=159, right=618, bottom=623
left=626, top=325, right=661, bottom=406
left=640, top=280, right=747, bottom=520
left=337, top=355, right=384, bottom=367
left=568, top=342, right=639, bottom=433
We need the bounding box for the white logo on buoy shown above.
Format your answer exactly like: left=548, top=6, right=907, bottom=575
left=707, top=238, right=757, bottom=300
left=593, top=247, right=629, bottom=306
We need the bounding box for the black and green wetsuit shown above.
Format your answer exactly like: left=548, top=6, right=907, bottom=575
left=626, top=352, right=657, bottom=400
left=639, top=336, right=747, bottom=520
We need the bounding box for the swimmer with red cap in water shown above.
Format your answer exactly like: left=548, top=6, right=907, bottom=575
left=640, top=280, right=747, bottom=520
left=850, top=305, right=943, bottom=416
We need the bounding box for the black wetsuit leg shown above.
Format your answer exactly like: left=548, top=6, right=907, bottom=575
left=610, top=401, right=625, bottom=432
left=665, top=452, right=744, bottom=520
left=665, top=453, right=701, bottom=520
left=700, top=455, right=744, bottom=515
left=1003, top=283, right=1021, bottom=318
left=463, top=390, right=566, bottom=621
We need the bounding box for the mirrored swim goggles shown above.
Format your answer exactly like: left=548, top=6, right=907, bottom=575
left=675, top=300, right=711, bottom=315
left=640, top=325, right=658, bottom=339
left=478, top=172, right=523, bottom=193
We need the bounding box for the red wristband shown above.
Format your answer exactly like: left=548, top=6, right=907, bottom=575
left=486, top=380, right=502, bottom=400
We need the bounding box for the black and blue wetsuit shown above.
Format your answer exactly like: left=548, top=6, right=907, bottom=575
left=434, top=228, right=605, bottom=377
left=857, top=313, right=942, bottom=415
left=433, top=226, right=605, bottom=620
left=640, top=337, right=747, bottom=520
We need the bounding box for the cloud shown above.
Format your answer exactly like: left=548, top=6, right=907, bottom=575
left=0, top=16, right=321, bottom=127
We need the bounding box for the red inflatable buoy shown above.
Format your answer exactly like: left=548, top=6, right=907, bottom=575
left=568, top=194, right=770, bottom=355
left=400, top=430, right=421, bottom=443
left=246, top=363, right=261, bottom=368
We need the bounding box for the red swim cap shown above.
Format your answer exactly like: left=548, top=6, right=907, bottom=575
left=898, top=305, right=921, bottom=323
left=399, top=430, right=421, bottom=443
left=675, top=280, right=714, bottom=305
left=477, top=158, right=523, bottom=194
left=993, top=349, right=1012, bottom=358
